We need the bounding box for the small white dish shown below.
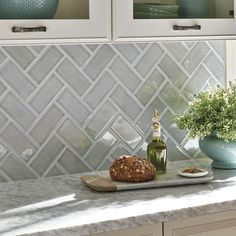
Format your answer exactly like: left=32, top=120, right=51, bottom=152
left=178, top=168, right=208, bottom=178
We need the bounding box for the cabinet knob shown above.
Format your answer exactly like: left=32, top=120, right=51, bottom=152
left=12, top=26, right=47, bottom=33
left=173, top=25, right=201, bottom=30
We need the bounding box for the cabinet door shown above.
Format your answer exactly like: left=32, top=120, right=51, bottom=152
left=113, top=0, right=236, bottom=41
left=165, top=210, right=236, bottom=236
left=0, top=0, right=111, bottom=44
left=91, top=223, right=162, bottom=236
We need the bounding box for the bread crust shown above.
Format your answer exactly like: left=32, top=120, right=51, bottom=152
left=109, top=155, right=156, bottom=182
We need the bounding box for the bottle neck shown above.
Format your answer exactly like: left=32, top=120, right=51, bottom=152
left=152, top=127, right=161, bottom=142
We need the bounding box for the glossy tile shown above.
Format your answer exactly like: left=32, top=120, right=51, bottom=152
left=0, top=41, right=226, bottom=181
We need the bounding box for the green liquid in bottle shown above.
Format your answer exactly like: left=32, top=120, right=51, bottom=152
left=147, top=110, right=167, bottom=174
left=147, top=136, right=167, bottom=174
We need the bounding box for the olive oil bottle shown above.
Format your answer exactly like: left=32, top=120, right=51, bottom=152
left=147, top=110, right=167, bottom=174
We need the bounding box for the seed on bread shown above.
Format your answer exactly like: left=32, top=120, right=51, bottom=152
left=109, top=155, right=156, bottom=182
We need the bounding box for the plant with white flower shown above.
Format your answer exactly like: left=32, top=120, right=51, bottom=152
left=174, top=82, right=236, bottom=141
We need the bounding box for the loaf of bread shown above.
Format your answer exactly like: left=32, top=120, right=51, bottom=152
left=109, top=155, right=156, bottom=182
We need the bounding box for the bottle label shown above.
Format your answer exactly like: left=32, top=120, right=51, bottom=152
left=153, top=127, right=161, bottom=138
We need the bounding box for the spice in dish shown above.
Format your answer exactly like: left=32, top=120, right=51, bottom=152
left=182, top=168, right=203, bottom=174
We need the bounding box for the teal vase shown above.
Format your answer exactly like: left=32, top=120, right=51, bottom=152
left=199, top=133, right=236, bottom=169
left=177, top=0, right=209, bottom=18
left=0, top=0, right=59, bottom=19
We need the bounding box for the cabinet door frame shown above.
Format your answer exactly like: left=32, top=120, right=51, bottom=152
left=165, top=209, right=236, bottom=236
left=113, top=0, right=236, bottom=42
left=0, top=0, right=111, bottom=45
left=226, top=40, right=236, bottom=84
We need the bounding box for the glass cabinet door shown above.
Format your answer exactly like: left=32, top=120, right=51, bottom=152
left=133, top=0, right=234, bottom=19
left=0, top=0, right=111, bottom=43
left=114, top=0, right=236, bottom=41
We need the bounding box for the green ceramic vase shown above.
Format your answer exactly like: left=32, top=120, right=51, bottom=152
left=199, top=133, right=236, bottom=169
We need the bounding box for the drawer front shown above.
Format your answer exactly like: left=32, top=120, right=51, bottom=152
left=165, top=210, right=236, bottom=236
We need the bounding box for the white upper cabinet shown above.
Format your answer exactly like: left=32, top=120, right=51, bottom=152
left=0, top=0, right=111, bottom=44
left=1, top=0, right=236, bottom=43
left=113, top=0, right=236, bottom=41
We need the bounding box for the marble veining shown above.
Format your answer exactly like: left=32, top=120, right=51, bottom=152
left=1, top=159, right=236, bottom=236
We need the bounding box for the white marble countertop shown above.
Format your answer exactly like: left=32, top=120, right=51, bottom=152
left=1, top=159, right=236, bottom=236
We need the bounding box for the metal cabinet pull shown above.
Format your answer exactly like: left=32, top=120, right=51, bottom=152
left=173, top=25, right=201, bottom=31
left=12, top=26, right=47, bottom=33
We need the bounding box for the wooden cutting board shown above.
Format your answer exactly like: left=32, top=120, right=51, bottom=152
left=80, top=169, right=213, bottom=192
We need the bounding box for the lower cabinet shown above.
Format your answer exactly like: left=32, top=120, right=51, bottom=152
left=90, top=210, right=236, bottom=236
left=165, top=210, right=236, bottom=236
left=92, top=223, right=162, bottom=236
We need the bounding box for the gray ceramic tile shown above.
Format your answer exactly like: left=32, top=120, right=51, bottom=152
left=45, top=165, right=64, bottom=177
left=58, top=119, right=92, bottom=156
left=3, top=46, right=35, bottom=69
left=159, top=55, right=187, bottom=88
left=85, top=101, right=117, bottom=139
left=30, top=136, right=65, bottom=176
left=208, top=41, right=225, bottom=60
left=98, top=159, right=113, bottom=171
left=0, top=61, right=35, bottom=99
left=110, top=57, right=140, bottom=92
left=136, top=140, right=149, bottom=158
left=1, top=93, right=36, bottom=129
left=163, top=42, right=188, bottom=61
left=57, top=58, right=91, bottom=96
left=183, top=66, right=211, bottom=100
left=135, top=43, right=164, bottom=77
left=31, top=106, right=64, bottom=143
left=29, top=46, right=63, bottom=84
left=114, top=44, right=139, bottom=63
left=86, top=44, right=99, bottom=52
left=30, top=75, right=63, bottom=113
left=58, top=90, right=90, bottom=125
left=183, top=42, right=210, bottom=74
left=98, top=146, right=131, bottom=170
left=135, top=43, right=148, bottom=50
left=85, top=131, right=117, bottom=169
left=1, top=154, right=36, bottom=180
left=0, top=81, right=7, bottom=96
left=1, top=123, right=36, bottom=154
left=136, top=69, right=165, bottom=106
left=204, top=51, right=225, bottom=85
left=195, top=151, right=207, bottom=159
left=0, top=49, right=6, bottom=64
left=0, top=174, right=7, bottom=182
left=136, top=95, right=166, bottom=133
left=184, top=41, right=195, bottom=48
left=0, top=111, right=7, bottom=129
left=0, top=41, right=226, bottom=181
left=84, top=45, right=115, bottom=80
left=84, top=72, right=116, bottom=109
left=111, top=85, right=142, bottom=121
left=110, top=146, right=131, bottom=160
left=0, top=143, right=8, bottom=161
left=61, top=45, right=90, bottom=66
left=58, top=149, right=90, bottom=173
left=160, top=110, right=187, bottom=144
left=183, top=137, right=200, bottom=156
left=160, top=83, right=187, bottom=115
left=166, top=138, right=189, bottom=161
left=30, top=46, right=45, bottom=54
left=111, top=115, right=142, bottom=149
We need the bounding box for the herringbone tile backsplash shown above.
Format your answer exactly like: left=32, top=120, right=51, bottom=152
left=0, top=41, right=225, bottom=181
